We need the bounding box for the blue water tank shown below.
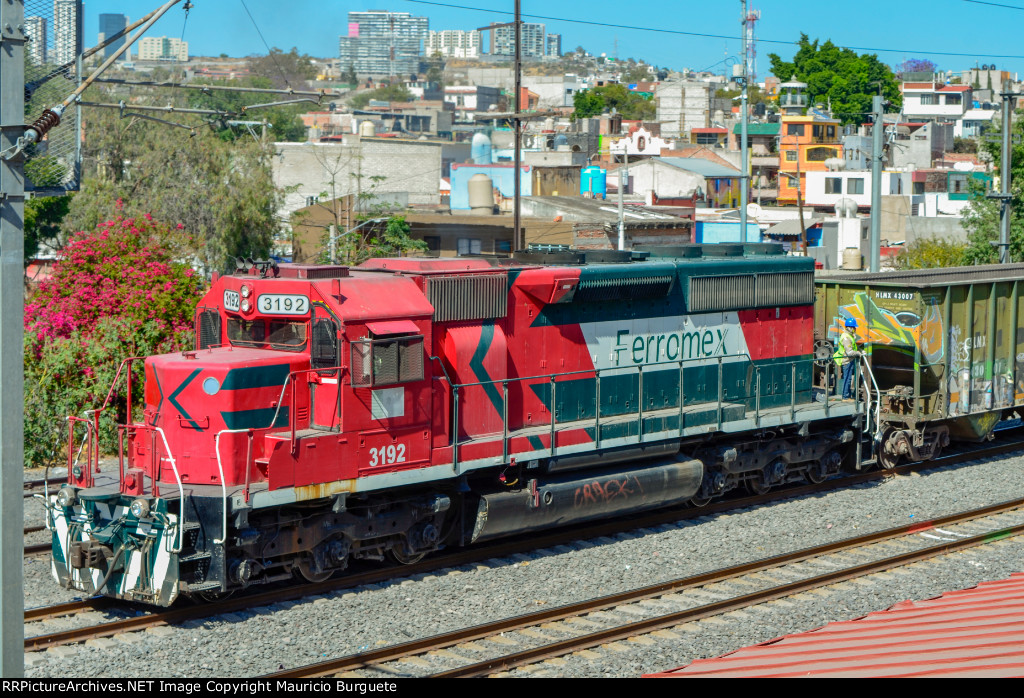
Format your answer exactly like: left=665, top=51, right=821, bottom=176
left=580, top=166, right=607, bottom=199
left=553, top=134, right=569, bottom=148
left=471, top=132, right=493, bottom=165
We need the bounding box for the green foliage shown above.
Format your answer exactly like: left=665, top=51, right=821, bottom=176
left=891, top=238, right=966, bottom=269
left=67, top=99, right=283, bottom=275
left=768, top=34, right=901, bottom=125
left=24, top=194, right=72, bottom=264
left=188, top=77, right=306, bottom=142
left=571, top=83, right=655, bottom=121
left=952, top=137, right=978, bottom=154
left=350, top=84, right=414, bottom=109
left=961, top=109, right=1024, bottom=264
left=246, top=47, right=317, bottom=90
left=716, top=84, right=767, bottom=106
left=23, top=214, right=204, bottom=467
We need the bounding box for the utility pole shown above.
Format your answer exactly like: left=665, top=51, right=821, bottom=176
left=0, top=0, right=26, bottom=677
left=618, top=151, right=627, bottom=250
left=869, top=94, right=884, bottom=272
left=513, top=0, right=522, bottom=251
left=991, top=83, right=1018, bottom=264
left=739, top=0, right=749, bottom=243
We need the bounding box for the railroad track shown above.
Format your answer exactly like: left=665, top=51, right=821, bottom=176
left=22, top=433, right=1024, bottom=652
left=267, top=497, right=1024, bottom=678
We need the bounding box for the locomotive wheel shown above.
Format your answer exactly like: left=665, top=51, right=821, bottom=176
left=806, top=459, right=828, bottom=484
left=689, top=494, right=712, bottom=508
left=296, top=558, right=333, bottom=583
left=877, top=428, right=901, bottom=470
left=745, top=471, right=771, bottom=495
left=387, top=546, right=427, bottom=565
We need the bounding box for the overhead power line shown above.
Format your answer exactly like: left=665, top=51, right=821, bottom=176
left=400, top=0, right=1024, bottom=59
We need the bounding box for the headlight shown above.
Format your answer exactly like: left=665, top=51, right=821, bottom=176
left=240, top=299, right=251, bottom=313
left=130, top=498, right=150, bottom=519
left=56, top=486, right=77, bottom=508
left=240, top=284, right=251, bottom=298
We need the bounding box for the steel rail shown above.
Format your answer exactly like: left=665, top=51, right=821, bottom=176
left=23, top=432, right=1024, bottom=651
left=433, top=519, right=1024, bottom=678
left=266, top=497, right=1024, bottom=678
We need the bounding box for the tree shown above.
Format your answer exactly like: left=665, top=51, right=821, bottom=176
left=246, top=47, right=316, bottom=91
left=350, top=84, right=414, bottom=109
left=895, top=58, right=938, bottom=75
left=425, top=53, right=445, bottom=88
left=961, top=109, right=1024, bottom=264
left=66, top=99, right=283, bottom=275
left=571, top=84, right=655, bottom=121
left=768, top=34, right=901, bottom=125
left=24, top=194, right=72, bottom=265
left=23, top=212, right=205, bottom=466
left=892, top=238, right=966, bottom=269
left=952, top=137, right=978, bottom=154
left=188, top=76, right=307, bottom=142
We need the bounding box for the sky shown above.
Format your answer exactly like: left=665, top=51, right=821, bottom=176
left=72, top=0, right=1024, bottom=79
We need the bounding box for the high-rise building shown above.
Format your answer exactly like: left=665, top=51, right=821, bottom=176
left=53, top=0, right=80, bottom=66
left=489, top=22, right=545, bottom=58
left=338, top=11, right=428, bottom=78
left=426, top=30, right=479, bottom=59
left=99, top=13, right=128, bottom=61
left=137, top=36, right=188, bottom=62
left=24, top=16, right=47, bottom=66
left=546, top=34, right=561, bottom=59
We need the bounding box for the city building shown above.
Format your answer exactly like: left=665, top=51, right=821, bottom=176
left=98, top=13, right=127, bottom=60
left=136, top=36, right=188, bottom=62
left=426, top=30, right=479, bottom=59
left=546, top=33, right=561, bottom=58
left=655, top=81, right=711, bottom=138
left=776, top=80, right=844, bottom=207
left=24, top=15, right=46, bottom=66
left=443, top=85, right=501, bottom=114
left=488, top=22, right=545, bottom=58
left=338, top=11, right=428, bottom=77
left=900, top=76, right=971, bottom=124
left=53, top=0, right=80, bottom=66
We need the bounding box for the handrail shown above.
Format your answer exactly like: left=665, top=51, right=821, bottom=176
left=214, top=429, right=256, bottom=544
left=445, top=352, right=828, bottom=466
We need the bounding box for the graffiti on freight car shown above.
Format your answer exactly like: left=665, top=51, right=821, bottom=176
left=830, top=292, right=944, bottom=364
left=573, top=475, right=645, bottom=509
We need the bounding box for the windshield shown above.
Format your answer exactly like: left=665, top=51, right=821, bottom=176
left=227, top=318, right=307, bottom=351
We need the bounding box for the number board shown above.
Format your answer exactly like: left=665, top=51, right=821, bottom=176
left=223, top=290, right=240, bottom=312
left=257, top=294, right=309, bottom=316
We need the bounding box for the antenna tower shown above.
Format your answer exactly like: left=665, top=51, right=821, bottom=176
left=743, top=6, right=760, bottom=83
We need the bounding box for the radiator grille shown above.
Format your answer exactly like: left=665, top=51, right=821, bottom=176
left=426, top=274, right=507, bottom=322
left=350, top=337, right=424, bottom=387
left=574, top=274, right=675, bottom=302
left=688, top=272, right=813, bottom=312
left=197, top=310, right=220, bottom=350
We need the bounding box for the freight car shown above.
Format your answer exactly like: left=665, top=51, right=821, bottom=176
left=49, top=244, right=863, bottom=605
left=815, top=264, right=1024, bottom=468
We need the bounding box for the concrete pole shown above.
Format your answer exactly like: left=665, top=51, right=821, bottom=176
left=999, top=83, right=1013, bottom=264
left=739, top=0, right=749, bottom=243
left=513, top=0, right=522, bottom=251
left=869, top=94, right=884, bottom=272
left=0, top=0, right=26, bottom=677
left=618, top=151, right=627, bottom=250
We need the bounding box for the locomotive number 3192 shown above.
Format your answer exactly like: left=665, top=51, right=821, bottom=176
left=369, top=443, right=407, bottom=467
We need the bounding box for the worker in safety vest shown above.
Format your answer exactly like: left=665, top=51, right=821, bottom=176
left=833, top=317, right=862, bottom=399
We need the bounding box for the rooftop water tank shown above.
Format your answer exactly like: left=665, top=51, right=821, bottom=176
left=471, top=132, right=492, bottom=165
left=580, top=165, right=607, bottom=199
left=468, top=173, right=495, bottom=215
left=359, top=120, right=376, bottom=137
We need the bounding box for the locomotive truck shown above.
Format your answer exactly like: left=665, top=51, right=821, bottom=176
left=49, top=244, right=879, bottom=605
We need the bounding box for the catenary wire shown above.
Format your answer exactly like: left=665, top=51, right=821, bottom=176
left=399, top=0, right=1024, bottom=59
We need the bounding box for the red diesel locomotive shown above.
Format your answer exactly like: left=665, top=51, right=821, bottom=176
left=49, top=245, right=862, bottom=605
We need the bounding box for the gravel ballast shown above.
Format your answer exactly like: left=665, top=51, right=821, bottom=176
left=22, top=452, right=1024, bottom=677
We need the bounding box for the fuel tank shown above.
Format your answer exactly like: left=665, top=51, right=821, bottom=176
left=469, top=456, right=703, bottom=543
